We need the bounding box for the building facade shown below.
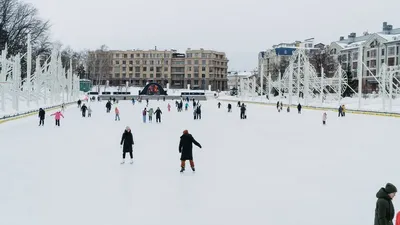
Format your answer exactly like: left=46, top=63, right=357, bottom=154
left=329, top=22, right=400, bottom=93
left=88, top=48, right=228, bottom=91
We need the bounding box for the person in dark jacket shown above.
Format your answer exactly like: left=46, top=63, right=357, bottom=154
left=240, top=104, right=246, bottom=119
left=77, top=100, right=82, bottom=108
left=38, top=108, right=45, bottom=126
left=297, top=103, right=302, bottom=114
left=154, top=107, right=162, bottom=123
left=228, top=103, right=232, bottom=112
left=375, top=183, right=397, bottom=225
left=81, top=104, right=87, bottom=117
left=338, top=105, right=343, bottom=117
left=179, top=130, right=202, bottom=172
left=218, top=102, right=221, bottom=108
left=106, top=101, right=112, bottom=113
left=120, top=126, right=134, bottom=164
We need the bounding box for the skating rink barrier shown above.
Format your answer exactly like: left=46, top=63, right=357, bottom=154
left=0, top=102, right=76, bottom=124
left=219, top=99, right=400, bottom=118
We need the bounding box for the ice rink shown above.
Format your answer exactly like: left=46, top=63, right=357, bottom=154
left=1, top=99, right=399, bottom=225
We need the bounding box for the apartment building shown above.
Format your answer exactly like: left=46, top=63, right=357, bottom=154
left=88, top=48, right=229, bottom=91
left=329, top=22, right=400, bottom=92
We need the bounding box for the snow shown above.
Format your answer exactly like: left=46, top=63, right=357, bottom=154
left=0, top=98, right=399, bottom=225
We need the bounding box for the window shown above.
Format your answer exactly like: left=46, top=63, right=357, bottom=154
left=388, top=46, right=396, bottom=55
left=352, top=52, right=358, bottom=60
left=129, top=67, right=133, bottom=72
left=124, top=54, right=127, bottom=58
left=382, top=49, right=385, bottom=56
left=135, top=67, right=140, bottom=72
left=156, top=74, right=161, bottom=78
left=143, top=60, right=147, bottom=65
left=194, top=60, right=199, bottom=65
left=122, top=73, right=126, bottom=78
left=136, top=60, right=140, bottom=64
left=194, top=66, right=199, bottom=72
left=367, top=51, right=370, bottom=57
left=131, top=54, right=134, bottom=58
left=115, top=73, right=120, bottom=78
left=371, top=60, right=377, bottom=68
left=202, top=60, right=206, bottom=65
left=194, top=73, right=199, bottom=78
left=367, top=61, right=370, bottom=67
left=341, top=54, right=347, bottom=61
left=116, top=54, right=120, bottom=58
left=143, top=67, right=147, bottom=72
left=150, top=60, right=154, bottom=65
left=388, top=58, right=395, bottom=66
left=122, top=61, right=126, bottom=65
left=194, top=80, right=199, bottom=85
left=122, top=67, right=126, bottom=72
left=188, top=67, right=192, bottom=72
left=202, top=67, right=206, bottom=72
left=115, top=61, right=120, bottom=65
left=187, top=60, right=192, bottom=65
left=164, top=67, right=168, bottom=72
left=352, top=62, right=357, bottom=70
left=136, top=54, right=140, bottom=57
left=135, top=73, right=140, bottom=78
left=187, top=74, right=191, bottom=78
left=150, top=74, right=154, bottom=78
left=187, top=53, right=192, bottom=58
left=143, top=74, right=147, bottom=78
left=150, top=67, right=154, bottom=72
left=370, top=49, right=377, bottom=57
left=381, top=59, right=385, bottom=64
left=156, top=67, right=162, bottom=72
left=202, top=74, right=205, bottom=78
left=129, top=61, right=133, bottom=65
left=165, top=60, right=169, bottom=65
left=397, top=46, right=399, bottom=55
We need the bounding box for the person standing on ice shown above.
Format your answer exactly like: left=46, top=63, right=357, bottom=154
left=106, top=101, right=112, bottom=113
left=147, top=107, right=154, bottom=122
left=228, top=103, right=232, bottom=112
left=142, top=108, right=147, bottom=123
left=322, top=112, right=327, bottom=125
left=38, top=108, right=45, bottom=126
left=77, top=99, right=82, bottom=108
left=87, top=107, right=92, bottom=117
left=167, top=103, right=171, bottom=112
left=179, top=130, right=202, bottom=172
left=374, top=183, right=397, bottom=225
left=240, top=103, right=246, bottom=119
left=120, top=126, right=134, bottom=164
left=146, top=99, right=149, bottom=107
left=185, top=102, right=189, bottom=111
left=218, top=102, right=221, bottom=109
left=81, top=104, right=88, bottom=117
left=115, top=107, right=120, bottom=121
left=50, top=111, right=64, bottom=127
left=297, top=103, right=302, bottom=114
left=338, top=105, right=343, bottom=117
left=155, top=107, right=162, bottom=123
left=276, top=101, right=280, bottom=110
left=342, top=105, right=346, bottom=117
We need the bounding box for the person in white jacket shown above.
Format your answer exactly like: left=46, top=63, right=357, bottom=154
left=322, top=112, right=327, bottom=125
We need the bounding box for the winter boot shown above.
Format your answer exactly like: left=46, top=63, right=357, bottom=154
left=191, top=167, right=195, bottom=172
left=120, top=160, right=125, bottom=164
left=130, top=159, right=134, bottom=164
left=180, top=167, right=185, bottom=173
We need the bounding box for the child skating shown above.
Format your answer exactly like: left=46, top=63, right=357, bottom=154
left=115, top=107, right=120, bottom=121
left=50, top=111, right=64, bottom=127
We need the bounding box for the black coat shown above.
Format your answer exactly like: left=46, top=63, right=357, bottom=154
left=38, top=109, right=45, bottom=119
left=155, top=109, right=162, bottom=117
left=374, top=188, right=395, bottom=225
left=179, top=134, right=201, bottom=160
left=81, top=105, right=87, bottom=112
left=120, top=131, right=134, bottom=152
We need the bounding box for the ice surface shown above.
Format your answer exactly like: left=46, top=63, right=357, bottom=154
left=0, top=99, right=399, bottom=225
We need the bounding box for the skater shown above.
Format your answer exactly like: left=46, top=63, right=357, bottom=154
left=237, top=101, right=241, bottom=107
left=81, top=104, right=87, bottom=117
left=280, top=102, right=283, bottom=111
left=374, top=183, right=397, bottom=225
left=276, top=101, right=280, bottom=110
left=77, top=99, right=82, bottom=108
left=87, top=107, right=92, bottom=117
left=297, top=103, right=302, bottom=114
left=106, top=101, right=112, bottom=113
left=240, top=103, right=246, bottom=119
left=196, top=104, right=202, bottom=119
left=185, top=102, right=189, bottom=111
left=342, top=105, right=346, bottom=117
left=50, top=111, right=64, bottom=127
left=142, top=108, right=147, bottom=123
left=38, top=108, right=45, bottom=126
left=115, top=107, right=120, bottom=121
left=218, top=102, right=221, bottom=109
left=287, top=106, right=290, bottom=112
left=193, top=100, right=196, bottom=108
left=167, top=103, right=171, bottom=112
left=179, top=130, right=202, bottom=172
left=132, top=98, right=135, bottom=105
left=338, top=105, right=343, bottom=117
left=155, top=107, right=162, bottom=123
left=322, top=112, right=327, bottom=125
left=146, top=99, right=149, bottom=107
left=120, top=126, right=134, bottom=164
left=147, top=107, right=154, bottom=122
left=227, top=103, right=232, bottom=112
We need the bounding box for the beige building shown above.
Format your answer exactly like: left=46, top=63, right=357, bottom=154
left=88, top=48, right=229, bottom=91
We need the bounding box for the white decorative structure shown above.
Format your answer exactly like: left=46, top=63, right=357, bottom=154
left=0, top=35, right=80, bottom=115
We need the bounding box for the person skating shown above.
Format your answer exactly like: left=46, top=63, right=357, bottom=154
left=277, top=101, right=280, bottom=110
left=147, top=107, right=154, bottom=122
left=240, top=103, right=246, bottom=119
left=167, top=103, right=171, bottom=112
left=106, top=101, right=112, bottom=113
left=120, top=126, right=134, bottom=164
left=297, top=103, right=302, bottom=114
left=146, top=99, right=149, bottom=107
left=115, top=107, right=120, bottom=121
left=342, top=105, right=346, bottom=117
left=374, top=183, right=397, bottom=225
left=185, top=102, right=189, bottom=111
left=338, top=105, right=343, bottom=117
left=193, top=100, right=196, bottom=108
left=322, top=112, right=327, bottom=125
left=88, top=107, right=92, bottom=117
left=50, top=111, right=64, bottom=127
left=196, top=104, right=202, bottom=119
left=142, top=108, right=147, bottom=123
left=81, top=104, right=87, bottom=117
left=228, top=103, right=232, bottom=112
left=287, top=106, right=290, bottom=112
left=179, top=130, right=202, bottom=172
left=218, top=102, right=221, bottom=108
left=280, top=102, right=283, bottom=111
left=38, top=108, right=45, bottom=126
left=155, top=107, right=162, bottom=123
left=77, top=100, right=82, bottom=108
left=238, top=101, right=241, bottom=107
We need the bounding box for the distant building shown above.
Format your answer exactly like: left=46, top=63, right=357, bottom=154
left=227, top=71, right=253, bottom=90
left=88, top=48, right=229, bottom=91
left=329, top=22, right=400, bottom=92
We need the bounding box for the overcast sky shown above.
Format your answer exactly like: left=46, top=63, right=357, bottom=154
left=26, top=0, right=400, bottom=71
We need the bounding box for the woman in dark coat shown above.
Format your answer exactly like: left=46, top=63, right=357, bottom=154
left=120, top=126, right=134, bottom=164
left=179, top=130, right=202, bottom=172
left=375, top=183, right=397, bottom=225
left=38, top=108, right=45, bottom=126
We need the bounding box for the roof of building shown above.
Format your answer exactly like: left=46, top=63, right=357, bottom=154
left=228, top=71, right=253, bottom=77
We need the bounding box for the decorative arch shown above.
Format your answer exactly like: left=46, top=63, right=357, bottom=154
left=139, top=82, right=167, bottom=95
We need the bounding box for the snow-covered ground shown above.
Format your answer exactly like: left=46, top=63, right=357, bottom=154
left=0, top=99, right=399, bottom=225
left=219, top=92, right=400, bottom=113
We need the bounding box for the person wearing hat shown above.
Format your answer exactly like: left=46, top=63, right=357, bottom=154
left=120, top=126, right=134, bottom=164
left=375, top=183, right=397, bottom=225
left=179, top=130, right=202, bottom=173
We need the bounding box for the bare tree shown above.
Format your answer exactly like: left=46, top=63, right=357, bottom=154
left=309, top=47, right=336, bottom=77
left=85, top=45, right=112, bottom=91
left=0, top=0, right=50, bottom=56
